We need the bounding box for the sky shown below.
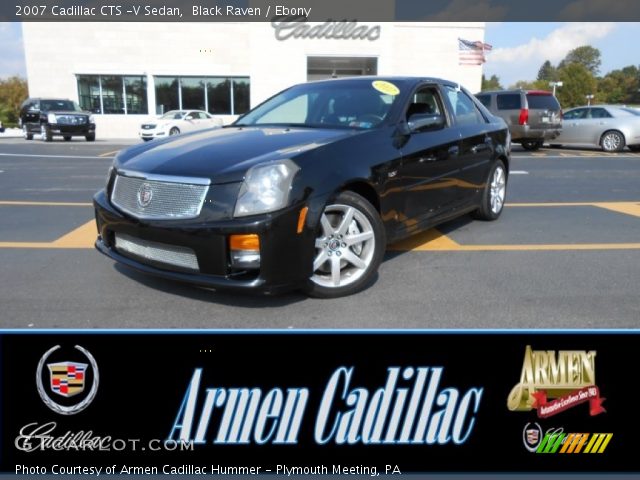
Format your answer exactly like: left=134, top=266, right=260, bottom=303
left=1, top=22, right=639, bottom=86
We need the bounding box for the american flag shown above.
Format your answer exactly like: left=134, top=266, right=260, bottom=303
left=458, top=38, right=492, bottom=65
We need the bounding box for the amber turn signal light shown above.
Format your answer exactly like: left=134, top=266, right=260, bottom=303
left=229, top=234, right=260, bottom=251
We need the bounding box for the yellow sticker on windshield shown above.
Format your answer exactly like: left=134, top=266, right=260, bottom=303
left=372, top=80, right=400, bottom=96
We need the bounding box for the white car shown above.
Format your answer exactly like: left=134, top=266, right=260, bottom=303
left=139, top=110, right=222, bottom=141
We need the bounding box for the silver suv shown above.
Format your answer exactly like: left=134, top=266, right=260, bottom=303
left=476, top=90, right=562, bottom=151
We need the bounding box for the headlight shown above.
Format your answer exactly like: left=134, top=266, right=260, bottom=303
left=234, top=159, right=300, bottom=217
left=89, top=115, right=95, bottom=123
left=47, top=113, right=56, bottom=123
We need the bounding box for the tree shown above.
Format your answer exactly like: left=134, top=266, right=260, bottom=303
left=558, top=46, right=602, bottom=76
left=481, top=74, right=503, bottom=91
left=597, top=65, right=640, bottom=104
left=537, top=60, right=557, bottom=81
left=509, top=79, right=548, bottom=90
left=556, top=63, right=598, bottom=108
left=0, top=76, right=28, bottom=126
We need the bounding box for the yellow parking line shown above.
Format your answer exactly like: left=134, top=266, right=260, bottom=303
left=506, top=202, right=594, bottom=207
left=594, top=202, right=640, bottom=218
left=0, top=201, right=92, bottom=207
left=99, top=150, right=120, bottom=157
left=389, top=228, right=461, bottom=251
left=0, top=220, right=96, bottom=249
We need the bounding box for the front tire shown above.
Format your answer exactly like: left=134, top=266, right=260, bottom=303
left=40, top=124, right=52, bottom=142
left=23, top=125, right=33, bottom=140
left=601, top=130, right=625, bottom=152
left=63, top=136, right=72, bottom=141
left=474, top=160, right=507, bottom=221
left=169, top=127, right=180, bottom=136
left=305, top=191, right=385, bottom=298
left=85, top=133, right=95, bottom=141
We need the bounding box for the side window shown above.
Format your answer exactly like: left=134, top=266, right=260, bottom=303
left=564, top=108, right=588, bottom=120
left=444, top=86, right=485, bottom=126
left=496, top=94, right=521, bottom=110
left=476, top=94, right=491, bottom=109
left=406, top=86, right=443, bottom=121
left=590, top=108, right=612, bottom=119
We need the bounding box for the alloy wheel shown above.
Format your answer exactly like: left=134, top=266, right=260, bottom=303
left=311, top=204, right=376, bottom=288
left=490, top=165, right=506, bottom=214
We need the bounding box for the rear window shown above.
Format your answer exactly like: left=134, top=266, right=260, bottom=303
left=621, top=107, right=640, bottom=116
left=475, top=94, right=491, bottom=109
left=496, top=94, right=521, bottom=110
left=526, top=94, right=560, bottom=110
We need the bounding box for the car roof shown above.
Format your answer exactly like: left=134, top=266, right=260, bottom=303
left=303, top=76, right=460, bottom=88
left=477, top=89, right=554, bottom=95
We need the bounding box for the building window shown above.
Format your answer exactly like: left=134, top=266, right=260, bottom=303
left=155, top=76, right=249, bottom=115
left=77, top=75, right=100, bottom=113
left=76, top=75, right=147, bottom=114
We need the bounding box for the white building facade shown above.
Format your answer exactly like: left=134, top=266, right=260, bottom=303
left=22, top=22, right=486, bottom=138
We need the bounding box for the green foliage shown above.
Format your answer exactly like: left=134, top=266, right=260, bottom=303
left=556, top=63, right=598, bottom=108
left=537, top=60, right=557, bottom=81
left=0, top=76, right=28, bottom=127
left=559, top=45, right=602, bottom=76
left=509, top=79, right=549, bottom=90
left=481, top=74, right=503, bottom=91
left=597, top=65, right=640, bottom=104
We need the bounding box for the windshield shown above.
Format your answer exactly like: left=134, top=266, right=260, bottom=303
left=236, top=80, right=402, bottom=129
left=41, top=100, right=81, bottom=112
left=161, top=110, right=187, bottom=120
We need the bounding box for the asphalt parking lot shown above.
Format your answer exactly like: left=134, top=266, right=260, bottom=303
left=0, top=138, right=639, bottom=328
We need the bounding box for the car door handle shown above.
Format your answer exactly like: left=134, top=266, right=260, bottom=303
left=448, top=146, right=459, bottom=157
left=419, top=155, right=437, bottom=163
left=471, top=144, right=491, bottom=154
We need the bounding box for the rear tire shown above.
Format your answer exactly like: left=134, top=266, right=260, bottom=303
left=63, top=136, right=72, bottom=141
left=549, top=144, right=562, bottom=148
left=305, top=191, right=385, bottom=298
left=627, top=145, right=640, bottom=153
left=473, top=160, right=507, bottom=221
left=521, top=140, right=543, bottom=151
left=85, top=133, right=96, bottom=141
left=600, top=130, right=625, bottom=152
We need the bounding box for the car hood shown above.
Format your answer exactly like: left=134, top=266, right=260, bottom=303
left=51, top=110, right=90, bottom=116
left=116, top=126, right=358, bottom=183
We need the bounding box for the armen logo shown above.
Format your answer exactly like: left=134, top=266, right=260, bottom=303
left=507, top=346, right=606, bottom=418
left=36, top=345, right=99, bottom=415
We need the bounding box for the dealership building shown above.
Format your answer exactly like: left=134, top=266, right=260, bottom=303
left=22, top=22, right=486, bottom=138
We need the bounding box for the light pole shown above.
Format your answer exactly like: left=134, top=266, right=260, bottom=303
left=586, top=94, right=594, bottom=106
left=549, top=81, right=563, bottom=96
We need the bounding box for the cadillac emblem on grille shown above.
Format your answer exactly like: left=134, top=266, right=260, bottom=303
left=137, top=182, right=153, bottom=208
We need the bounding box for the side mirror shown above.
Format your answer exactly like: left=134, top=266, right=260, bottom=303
left=408, top=113, right=445, bottom=133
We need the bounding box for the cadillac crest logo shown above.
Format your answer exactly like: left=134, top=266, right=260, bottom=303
left=36, top=345, right=99, bottom=415
left=137, top=182, right=153, bottom=208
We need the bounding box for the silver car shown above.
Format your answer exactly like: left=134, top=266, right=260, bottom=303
left=553, top=105, right=640, bottom=152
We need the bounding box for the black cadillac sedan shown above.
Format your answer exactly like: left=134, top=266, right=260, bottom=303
left=94, top=77, right=510, bottom=298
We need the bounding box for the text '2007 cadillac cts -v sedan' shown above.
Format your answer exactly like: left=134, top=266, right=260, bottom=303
left=94, top=77, right=510, bottom=298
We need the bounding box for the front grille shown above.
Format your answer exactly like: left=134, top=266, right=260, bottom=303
left=111, top=171, right=210, bottom=220
left=142, top=124, right=156, bottom=129
left=56, top=115, right=86, bottom=125
left=115, top=233, right=199, bottom=272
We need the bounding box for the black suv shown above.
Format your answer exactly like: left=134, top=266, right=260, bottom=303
left=19, top=98, right=96, bottom=141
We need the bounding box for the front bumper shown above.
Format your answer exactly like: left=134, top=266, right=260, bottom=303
left=49, top=123, right=96, bottom=136
left=139, top=129, right=166, bottom=140
left=93, top=190, right=318, bottom=294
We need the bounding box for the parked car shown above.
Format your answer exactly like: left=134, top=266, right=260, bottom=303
left=475, top=89, right=562, bottom=151
left=19, top=98, right=96, bottom=141
left=139, top=110, right=223, bottom=141
left=552, top=105, right=640, bottom=152
left=95, top=77, right=510, bottom=298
